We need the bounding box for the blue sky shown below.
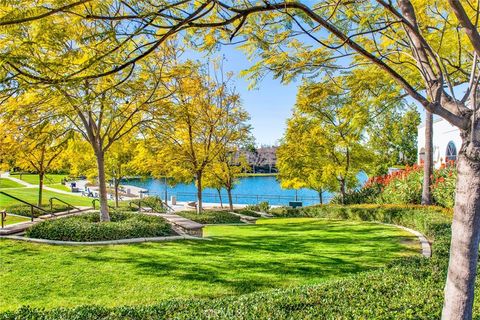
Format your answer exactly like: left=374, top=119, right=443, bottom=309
left=212, top=45, right=299, bottom=146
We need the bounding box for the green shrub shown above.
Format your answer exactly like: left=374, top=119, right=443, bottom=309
left=177, top=210, right=241, bottom=224
left=25, top=212, right=172, bottom=241
left=245, top=201, right=270, bottom=213
left=234, top=209, right=262, bottom=217
left=431, top=164, right=456, bottom=208
left=7, top=204, right=71, bottom=218
left=269, top=204, right=451, bottom=238
left=361, top=164, right=456, bottom=208
left=0, top=205, right=458, bottom=319
left=377, top=167, right=423, bottom=205
left=129, top=196, right=167, bottom=213
left=330, top=183, right=382, bottom=205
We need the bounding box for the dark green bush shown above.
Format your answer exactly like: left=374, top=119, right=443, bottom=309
left=7, top=204, right=71, bottom=218
left=245, top=201, right=270, bottom=213
left=177, top=210, right=242, bottom=224
left=269, top=204, right=451, bottom=238
left=2, top=205, right=461, bottom=319
left=129, top=196, right=167, bottom=213
left=234, top=209, right=262, bottom=217
left=25, top=212, right=172, bottom=241
left=330, top=183, right=382, bottom=205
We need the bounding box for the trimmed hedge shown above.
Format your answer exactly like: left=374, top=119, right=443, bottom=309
left=2, top=205, right=459, bottom=319
left=25, top=212, right=172, bottom=241
left=234, top=209, right=262, bottom=217
left=269, top=204, right=452, bottom=238
left=177, top=210, right=242, bottom=224
left=7, top=204, right=71, bottom=218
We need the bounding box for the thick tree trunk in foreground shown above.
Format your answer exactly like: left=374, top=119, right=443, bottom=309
left=422, top=111, right=433, bottom=205
left=196, top=173, right=203, bottom=214
left=227, top=188, right=233, bottom=211
left=95, top=151, right=110, bottom=222
left=442, top=138, right=480, bottom=320
left=38, top=172, right=44, bottom=207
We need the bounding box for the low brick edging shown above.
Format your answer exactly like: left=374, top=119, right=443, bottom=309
left=382, top=223, right=432, bottom=258
left=0, top=234, right=210, bottom=246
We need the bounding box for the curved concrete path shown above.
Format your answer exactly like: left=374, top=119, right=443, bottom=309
left=381, top=223, right=431, bottom=258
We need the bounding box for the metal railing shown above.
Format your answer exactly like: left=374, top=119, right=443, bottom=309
left=92, top=199, right=115, bottom=211
left=49, top=197, right=82, bottom=216
left=0, top=191, right=49, bottom=223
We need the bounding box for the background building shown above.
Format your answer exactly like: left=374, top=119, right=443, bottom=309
left=417, top=118, right=461, bottom=168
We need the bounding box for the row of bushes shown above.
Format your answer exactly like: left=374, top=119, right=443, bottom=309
left=177, top=210, right=242, bottom=224
left=332, top=163, right=456, bottom=208
left=7, top=204, right=73, bottom=218
left=25, top=211, right=172, bottom=242
left=2, top=205, right=459, bottom=319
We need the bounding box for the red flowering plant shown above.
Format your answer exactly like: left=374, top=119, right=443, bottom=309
left=374, top=164, right=423, bottom=205
left=431, top=161, right=456, bottom=208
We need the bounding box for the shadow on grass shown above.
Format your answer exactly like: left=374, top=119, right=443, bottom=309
left=73, top=219, right=419, bottom=296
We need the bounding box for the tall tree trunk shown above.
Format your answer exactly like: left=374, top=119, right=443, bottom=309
left=196, top=172, right=203, bottom=214
left=217, top=188, right=223, bottom=208
left=422, top=111, right=433, bottom=205
left=114, top=178, right=120, bottom=208
left=339, top=179, right=346, bottom=205
left=95, top=150, right=110, bottom=221
left=227, top=187, right=233, bottom=211
left=318, top=190, right=323, bottom=205
left=442, top=137, right=480, bottom=320
left=38, top=171, right=44, bottom=207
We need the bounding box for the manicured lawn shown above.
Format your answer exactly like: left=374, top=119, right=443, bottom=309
left=46, top=184, right=72, bottom=192
left=10, top=173, right=68, bottom=185
left=0, top=188, right=93, bottom=208
left=0, top=178, right=24, bottom=189
left=0, top=218, right=419, bottom=311
left=0, top=214, right=30, bottom=226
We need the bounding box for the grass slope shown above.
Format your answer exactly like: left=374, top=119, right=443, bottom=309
left=0, top=179, right=24, bottom=189
left=10, top=174, right=68, bottom=185
left=0, top=188, right=93, bottom=208
left=0, top=214, right=30, bottom=226
left=0, top=218, right=417, bottom=311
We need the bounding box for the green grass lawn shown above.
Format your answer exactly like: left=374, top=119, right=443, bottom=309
left=0, top=218, right=419, bottom=311
left=10, top=173, right=68, bottom=185
left=0, top=178, right=25, bottom=189
left=46, top=184, right=72, bottom=192
left=0, top=188, right=93, bottom=208
left=1, top=214, right=30, bottom=226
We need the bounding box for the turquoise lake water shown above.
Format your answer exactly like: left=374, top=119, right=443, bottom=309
left=123, top=174, right=368, bottom=206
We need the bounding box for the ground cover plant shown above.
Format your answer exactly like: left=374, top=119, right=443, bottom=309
left=0, top=217, right=415, bottom=312
left=177, top=210, right=242, bottom=224
left=25, top=212, right=172, bottom=242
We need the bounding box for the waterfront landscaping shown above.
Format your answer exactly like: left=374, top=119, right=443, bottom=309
left=0, top=217, right=417, bottom=312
